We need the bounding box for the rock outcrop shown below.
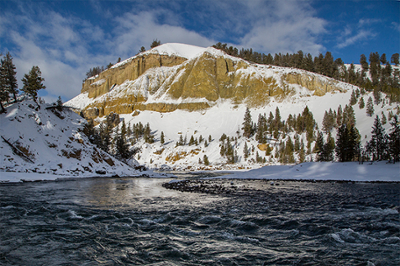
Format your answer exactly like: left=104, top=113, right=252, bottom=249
left=70, top=44, right=348, bottom=120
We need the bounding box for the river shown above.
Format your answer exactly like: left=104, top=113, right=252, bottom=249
left=0, top=176, right=399, bottom=265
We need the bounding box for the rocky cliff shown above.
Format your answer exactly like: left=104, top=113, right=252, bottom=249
left=68, top=43, right=347, bottom=120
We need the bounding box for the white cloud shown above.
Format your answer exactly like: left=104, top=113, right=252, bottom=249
left=336, top=17, right=379, bottom=49
left=236, top=1, right=327, bottom=55
left=112, top=10, right=215, bottom=56
left=336, top=30, right=376, bottom=49
left=392, top=22, right=400, bottom=33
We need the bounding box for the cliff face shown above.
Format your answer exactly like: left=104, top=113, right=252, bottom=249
left=69, top=44, right=348, bottom=120
left=82, top=54, right=187, bottom=98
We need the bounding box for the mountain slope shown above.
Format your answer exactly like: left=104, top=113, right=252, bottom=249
left=0, top=100, right=147, bottom=178
left=66, top=43, right=350, bottom=120
left=65, top=43, right=400, bottom=171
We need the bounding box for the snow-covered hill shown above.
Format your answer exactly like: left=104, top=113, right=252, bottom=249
left=0, top=100, right=154, bottom=181
left=64, top=43, right=399, bottom=171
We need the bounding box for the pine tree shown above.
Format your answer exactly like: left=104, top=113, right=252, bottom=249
left=22, top=66, right=45, bottom=102
left=366, top=97, right=374, bottom=117
left=343, top=104, right=356, bottom=128
left=1, top=52, right=18, bottom=102
left=178, top=134, right=184, bottom=146
left=360, top=54, right=369, bottom=72
left=359, top=97, right=365, bottom=109
left=144, top=123, right=154, bottom=143
left=336, top=105, right=343, bottom=127
left=150, top=39, right=161, bottom=49
left=160, top=131, right=165, bottom=144
left=314, top=131, right=324, bottom=161
left=388, top=115, right=400, bottom=162
left=335, top=124, right=359, bottom=162
left=349, top=90, right=357, bottom=105
left=323, top=132, right=335, bottom=161
left=366, top=115, right=388, bottom=161
left=381, top=112, right=387, bottom=125
left=322, top=110, right=335, bottom=133
left=256, top=113, right=267, bottom=143
left=243, top=142, right=250, bottom=159
left=242, top=107, right=253, bottom=138
left=189, top=135, right=195, bottom=146
left=203, top=155, right=210, bottom=166
left=0, top=56, right=9, bottom=113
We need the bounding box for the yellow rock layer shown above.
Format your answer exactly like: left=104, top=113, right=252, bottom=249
left=80, top=51, right=346, bottom=120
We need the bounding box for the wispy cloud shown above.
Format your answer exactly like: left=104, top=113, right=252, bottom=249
left=336, top=30, right=376, bottom=49
left=392, top=22, right=400, bottom=33
left=336, top=17, right=379, bottom=49
left=238, top=0, right=327, bottom=55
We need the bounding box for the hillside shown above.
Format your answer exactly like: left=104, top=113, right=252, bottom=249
left=67, top=43, right=349, bottom=119
left=0, top=99, right=154, bottom=181
left=65, top=43, right=400, bottom=171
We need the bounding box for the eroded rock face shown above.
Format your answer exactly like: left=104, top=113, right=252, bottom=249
left=82, top=54, right=187, bottom=98
left=79, top=49, right=346, bottom=120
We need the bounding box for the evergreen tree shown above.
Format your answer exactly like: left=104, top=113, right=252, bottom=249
left=388, top=115, right=400, bottom=162
left=150, top=39, right=161, bottom=48
left=322, top=109, right=335, bottom=133
left=360, top=54, right=369, bottom=72
left=178, top=134, right=184, bottom=146
left=391, top=53, right=399, bottom=66
left=1, top=52, right=18, bottom=102
left=160, top=131, right=165, bottom=144
left=203, top=155, right=210, bottom=166
left=256, top=113, right=267, bottom=143
left=242, top=107, right=253, bottom=138
left=336, top=105, right=343, bottom=127
left=322, top=132, right=335, bottom=161
left=189, top=135, right=195, bottom=146
left=349, top=90, right=357, bottom=105
left=343, top=104, right=356, bottom=128
left=21, top=66, right=45, bottom=102
left=366, top=96, right=374, bottom=117
left=335, top=124, right=360, bottom=162
left=243, top=142, right=250, bottom=159
left=0, top=56, right=9, bottom=113
left=359, top=97, right=365, bottom=109
left=139, top=46, right=146, bottom=53
left=314, top=131, right=324, bottom=161
left=115, top=126, right=131, bottom=161
left=381, top=111, right=387, bottom=125
left=366, top=115, right=388, bottom=161
left=143, top=123, right=154, bottom=143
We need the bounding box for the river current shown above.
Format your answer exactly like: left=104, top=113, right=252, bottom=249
left=0, top=176, right=399, bottom=265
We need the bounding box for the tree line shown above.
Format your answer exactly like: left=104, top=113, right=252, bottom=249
left=213, top=42, right=400, bottom=103
left=83, top=114, right=157, bottom=163
left=238, top=105, right=400, bottom=165
left=0, top=52, right=46, bottom=112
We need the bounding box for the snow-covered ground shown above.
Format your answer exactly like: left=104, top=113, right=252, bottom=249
left=0, top=100, right=161, bottom=182
left=226, top=161, right=400, bottom=182
left=65, top=43, right=400, bottom=171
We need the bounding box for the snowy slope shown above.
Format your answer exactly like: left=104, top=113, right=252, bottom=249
left=119, top=90, right=398, bottom=171
left=0, top=100, right=156, bottom=182
left=111, top=43, right=206, bottom=69
left=226, top=161, right=399, bottom=182
left=64, top=43, right=400, bottom=171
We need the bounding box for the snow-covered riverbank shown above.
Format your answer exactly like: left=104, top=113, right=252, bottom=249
left=1, top=161, right=399, bottom=183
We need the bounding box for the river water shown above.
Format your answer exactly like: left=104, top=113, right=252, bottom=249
left=0, top=177, right=399, bottom=265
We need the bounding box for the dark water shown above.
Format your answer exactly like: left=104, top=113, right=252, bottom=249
left=0, top=177, right=399, bottom=266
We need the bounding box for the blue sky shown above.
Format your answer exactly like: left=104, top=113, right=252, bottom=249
left=0, top=0, right=399, bottom=102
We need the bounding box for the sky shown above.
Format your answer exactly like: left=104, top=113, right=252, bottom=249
left=0, top=0, right=399, bottom=103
